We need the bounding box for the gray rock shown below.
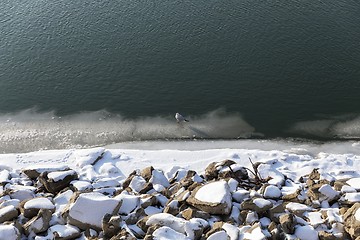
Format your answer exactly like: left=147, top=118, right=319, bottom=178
left=0, top=205, right=18, bottom=223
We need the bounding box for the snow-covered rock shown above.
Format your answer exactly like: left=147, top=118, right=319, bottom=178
left=152, top=226, right=191, bottom=240
left=0, top=224, right=20, bottom=240
left=21, top=197, right=55, bottom=218
left=294, top=225, right=318, bottom=240
left=187, top=180, right=232, bottom=215
left=0, top=205, right=18, bottom=223
left=48, top=224, right=81, bottom=239
left=262, top=185, right=282, bottom=199
left=66, top=192, right=121, bottom=230
left=74, top=148, right=105, bottom=168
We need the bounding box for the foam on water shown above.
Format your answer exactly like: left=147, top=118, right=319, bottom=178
left=2, top=108, right=360, bottom=153
left=0, top=108, right=256, bottom=153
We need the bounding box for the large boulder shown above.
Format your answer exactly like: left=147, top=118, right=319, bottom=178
left=186, top=180, right=232, bottom=215
left=66, top=192, right=121, bottom=231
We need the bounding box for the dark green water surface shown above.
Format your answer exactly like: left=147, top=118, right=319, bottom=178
left=1, top=0, right=360, bottom=142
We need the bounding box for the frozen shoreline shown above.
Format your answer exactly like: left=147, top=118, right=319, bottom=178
left=1, top=141, right=360, bottom=239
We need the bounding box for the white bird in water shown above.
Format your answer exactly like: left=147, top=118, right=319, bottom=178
left=175, top=113, right=189, bottom=123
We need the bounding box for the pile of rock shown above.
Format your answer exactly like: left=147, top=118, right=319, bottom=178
left=0, top=155, right=360, bottom=239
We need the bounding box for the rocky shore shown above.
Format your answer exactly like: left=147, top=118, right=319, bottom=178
left=0, top=148, right=360, bottom=239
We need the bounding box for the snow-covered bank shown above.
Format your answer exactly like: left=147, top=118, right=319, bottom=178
left=1, top=143, right=360, bottom=239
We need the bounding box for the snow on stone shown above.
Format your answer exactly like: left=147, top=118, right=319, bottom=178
left=355, top=208, right=360, bottom=221
left=232, top=189, right=250, bottom=202
left=24, top=197, right=54, bottom=210
left=53, top=189, right=73, bottom=212
left=326, top=208, right=343, bottom=223
left=228, top=178, right=239, bottom=192
left=98, top=162, right=124, bottom=178
left=304, top=211, right=324, bottom=226
left=47, top=170, right=76, bottom=182
left=150, top=169, right=170, bottom=188
left=222, top=222, right=239, bottom=240
left=0, top=170, right=10, bottom=183
left=114, top=193, right=140, bottom=215
left=92, top=178, right=120, bottom=189
left=342, top=192, right=360, bottom=203
left=318, top=184, right=338, bottom=200
left=341, top=185, right=357, bottom=193
left=294, top=225, right=318, bottom=240
left=152, top=226, right=191, bottom=240
left=207, top=230, right=229, bottom=240
left=129, top=176, right=147, bottom=193
left=70, top=180, right=93, bottom=192
left=0, top=199, right=20, bottom=209
left=346, top=178, right=360, bottom=190
left=285, top=202, right=312, bottom=212
left=194, top=180, right=231, bottom=204
left=48, top=224, right=80, bottom=239
left=253, top=198, right=272, bottom=208
left=75, top=147, right=105, bottom=167
left=0, top=205, right=17, bottom=218
left=68, top=192, right=120, bottom=230
left=0, top=224, right=19, bottom=239
left=144, top=206, right=163, bottom=215
left=242, top=224, right=267, bottom=240
left=146, top=213, right=188, bottom=235
left=263, top=185, right=282, bottom=199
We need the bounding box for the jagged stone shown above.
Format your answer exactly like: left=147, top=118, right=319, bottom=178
left=144, top=223, right=162, bottom=240
left=138, top=182, right=154, bottom=194
left=282, top=189, right=304, bottom=203
left=140, top=195, right=157, bottom=209
left=204, top=162, right=219, bottom=181
left=318, top=231, right=340, bottom=240
left=309, top=168, right=321, bottom=181
left=23, top=209, right=52, bottom=235
left=180, top=170, right=197, bottom=188
left=204, top=221, right=225, bottom=238
left=122, top=170, right=137, bottom=189
left=279, top=213, right=297, bottom=234
left=125, top=208, right=146, bottom=225
left=102, top=214, right=121, bottom=239
left=181, top=207, right=211, bottom=220
left=136, top=216, right=150, bottom=233
left=240, top=198, right=273, bottom=213
left=38, top=170, right=78, bottom=194
left=343, top=202, right=360, bottom=239
left=0, top=205, right=18, bottom=223
left=268, top=203, right=286, bottom=222
left=110, top=228, right=137, bottom=240
left=243, top=222, right=267, bottom=240
left=334, top=180, right=349, bottom=191
left=141, top=166, right=154, bottom=182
